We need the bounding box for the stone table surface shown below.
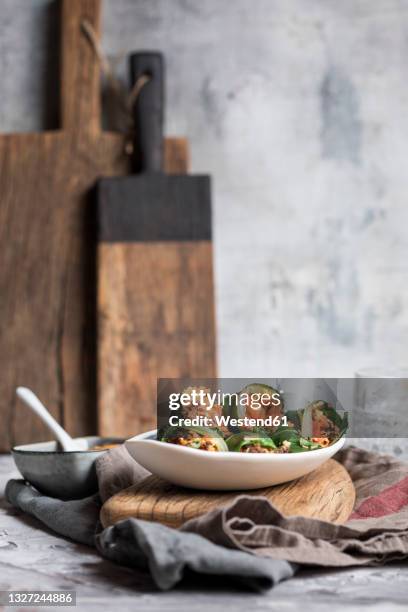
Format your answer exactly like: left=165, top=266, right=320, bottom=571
left=0, top=451, right=407, bottom=612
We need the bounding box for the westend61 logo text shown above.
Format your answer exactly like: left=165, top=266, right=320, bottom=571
left=167, top=388, right=288, bottom=428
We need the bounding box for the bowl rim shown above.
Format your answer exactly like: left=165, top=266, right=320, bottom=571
left=126, top=429, right=345, bottom=461
left=12, top=436, right=125, bottom=455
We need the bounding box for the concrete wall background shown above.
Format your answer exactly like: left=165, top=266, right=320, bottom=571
left=1, top=0, right=407, bottom=378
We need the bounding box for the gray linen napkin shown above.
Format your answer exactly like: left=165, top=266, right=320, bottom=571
left=5, top=480, right=99, bottom=547
left=97, top=517, right=293, bottom=591
left=5, top=445, right=295, bottom=592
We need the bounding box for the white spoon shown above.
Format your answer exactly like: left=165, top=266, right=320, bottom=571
left=16, top=387, right=88, bottom=451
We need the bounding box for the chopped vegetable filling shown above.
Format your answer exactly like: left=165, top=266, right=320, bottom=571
left=160, top=386, right=347, bottom=453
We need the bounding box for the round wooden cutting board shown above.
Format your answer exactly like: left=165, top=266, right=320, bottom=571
left=100, top=459, right=355, bottom=528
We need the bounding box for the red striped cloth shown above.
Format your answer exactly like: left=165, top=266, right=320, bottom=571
left=351, top=474, right=408, bottom=520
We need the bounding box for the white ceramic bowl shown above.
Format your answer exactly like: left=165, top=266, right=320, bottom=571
left=125, top=430, right=345, bottom=490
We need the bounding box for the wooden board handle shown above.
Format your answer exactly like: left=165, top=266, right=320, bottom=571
left=60, top=0, right=101, bottom=134
left=130, top=52, right=164, bottom=173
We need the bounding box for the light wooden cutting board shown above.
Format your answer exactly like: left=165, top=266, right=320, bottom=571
left=100, top=459, right=355, bottom=528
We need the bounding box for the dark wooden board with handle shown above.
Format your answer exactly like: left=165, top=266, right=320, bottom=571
left=97, top=53, right=216, bottom=438
left=0, top=0, right=190, bottom=450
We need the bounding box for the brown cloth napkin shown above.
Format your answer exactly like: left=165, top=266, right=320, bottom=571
left=97, top=445, right=408, bottom=567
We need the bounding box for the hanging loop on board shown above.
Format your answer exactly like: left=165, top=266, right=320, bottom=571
left=81, top=18, right=151, bottom=153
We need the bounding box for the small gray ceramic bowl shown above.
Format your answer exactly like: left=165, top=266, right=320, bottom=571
left=12, top=436, right=124, bottom=500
